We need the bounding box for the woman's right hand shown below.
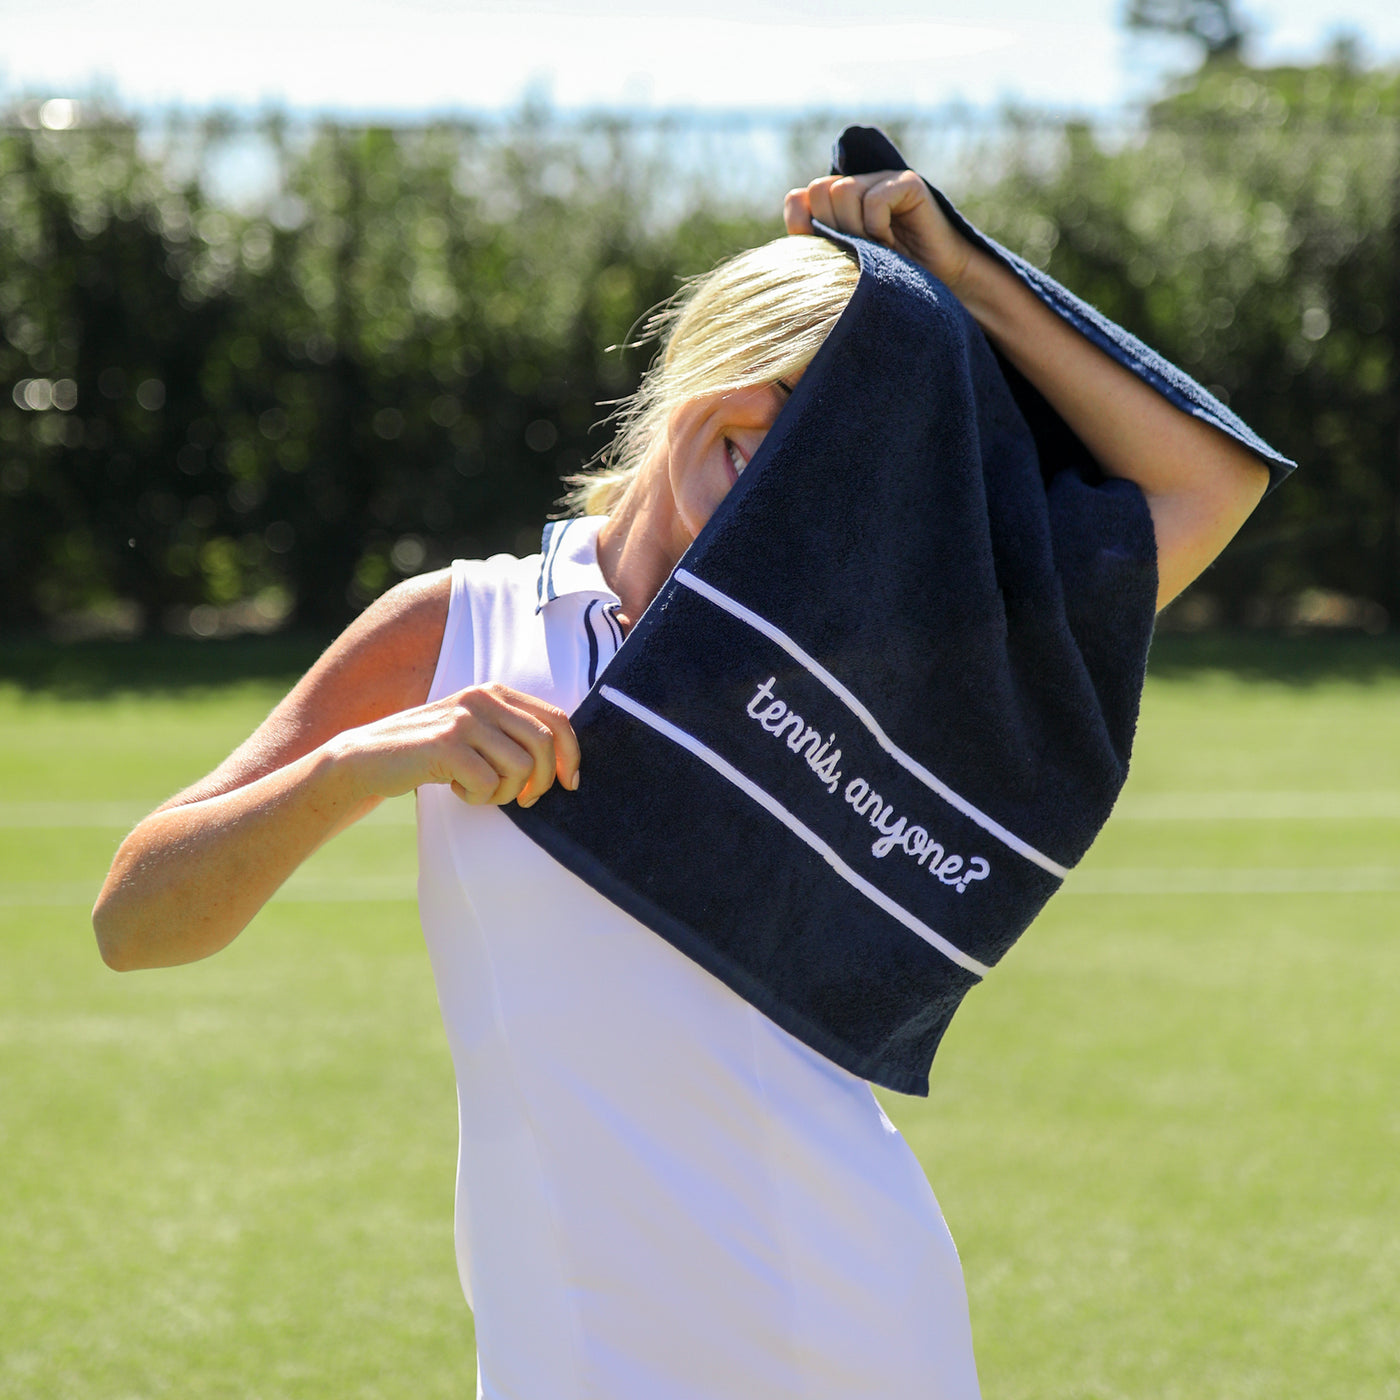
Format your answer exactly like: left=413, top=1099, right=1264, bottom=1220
left=331, top=683, right=580, bottom=810
left=93, top=570, right=580, bottom=971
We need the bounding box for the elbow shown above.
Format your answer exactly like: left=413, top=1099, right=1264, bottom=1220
left=92, top=873, right=228, bottom=971
left=92, top=894, right=141, bottom=971
left=92, top=865, right=163, bottom=971
left=92, top=834, right=165, bottom=970
left=97, top=941, right=139, bottom=973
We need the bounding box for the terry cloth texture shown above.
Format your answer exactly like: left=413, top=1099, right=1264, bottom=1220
left=507, top=127, right=1296, bottom=1096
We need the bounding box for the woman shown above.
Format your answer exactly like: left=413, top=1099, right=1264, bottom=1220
left=94, top=170, right=1270, bottom=1398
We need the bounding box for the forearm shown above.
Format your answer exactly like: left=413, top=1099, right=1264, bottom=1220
left=957, top=248, right=1210, bottom=491
left=92, top=745, right=375, bottom=971
left=950, top=245, right=1270, bottom=607
left=93, top=671, right=582, bottom=971
left=787, top=169, right=1274, bottom=609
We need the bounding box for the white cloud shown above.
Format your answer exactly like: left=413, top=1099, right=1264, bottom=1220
left=0, top=0, right=1118, bottom=112
left=3, top=0, right=1397, bottom=115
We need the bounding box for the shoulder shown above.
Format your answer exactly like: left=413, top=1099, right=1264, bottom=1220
left=329, top=551, right=543, bottom=711
left=159, top=569, right=455, bottom=808
left=314, top=567, right=454, bottom=717
left=251, top=567, right=455, bottom=755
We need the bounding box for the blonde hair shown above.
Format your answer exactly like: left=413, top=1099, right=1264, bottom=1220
left=564, top=235, right=859, bottom=517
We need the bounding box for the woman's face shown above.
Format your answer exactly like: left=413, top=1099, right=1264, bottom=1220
left=665, top=378, right=795, bottom=543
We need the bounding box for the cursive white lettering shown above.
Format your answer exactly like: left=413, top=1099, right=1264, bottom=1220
left=935, top=853, right=965, bottom=884
left=743, top=676, right=989, bottom=891
left=773, top=712, right=806, bottom=746
left=746, top=678, right=777, bottom=718
left=758, top=701, right=788, bottom=732
left=871, top=807, right=908, bottom=859
left=956, top=857, right=991, bottom=893
left=812, top=743, right=842, bottom=793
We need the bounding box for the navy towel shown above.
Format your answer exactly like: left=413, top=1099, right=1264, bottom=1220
left=508, top=127, right=1295, bottom=1095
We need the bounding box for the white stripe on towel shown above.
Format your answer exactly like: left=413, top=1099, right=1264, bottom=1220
left=599, top=685, right=990, bottom=979
left=672, top=568, right=1069, bottom=880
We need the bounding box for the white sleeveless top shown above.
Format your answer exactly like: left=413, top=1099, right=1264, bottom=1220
left=415, top=516, right=982, bottom=1400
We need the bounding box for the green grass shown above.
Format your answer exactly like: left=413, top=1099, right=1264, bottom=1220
left=0, top=661, right=463, bottom=1399
left=2, top=633, right=1399, bottom=1398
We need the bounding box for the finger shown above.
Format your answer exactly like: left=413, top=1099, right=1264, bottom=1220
left=440, top=690, right=544, bottom=805
left=447, top=744, right=519, bottom=806
left=828, top=176, right=870, bottom=238
left=802, top=176, right=838, bottom=231
left=783, top=187, right=813, bottom=235
left=457, top=685, right=559, bottom=806
left=857, top=173, right=907, bottom=248
left=471, top=727, right=539, bottom=805
left=501, top=692, right=581, bottom=796
left=448, top=685, right=578, bottom=806
left=873, top=170, right=929, bottom=236
left=485, top=706, right=561, bottom=807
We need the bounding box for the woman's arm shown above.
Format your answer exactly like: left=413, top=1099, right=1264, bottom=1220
left=785, top=170, right=1272, bottom=610
left=93, top=569, right=580, bottom=971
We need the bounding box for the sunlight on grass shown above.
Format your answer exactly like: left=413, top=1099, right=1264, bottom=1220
left=3, top=639, right=1398, bottom=1398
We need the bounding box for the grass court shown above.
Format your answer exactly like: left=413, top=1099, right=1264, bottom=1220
left=2, top=633, right=1398, bottom=1398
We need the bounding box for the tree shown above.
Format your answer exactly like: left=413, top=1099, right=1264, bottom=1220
left=964, top=59, right=1400, bottom=623
left=7, top=84, right=1399, bottom=635
left=0, top=111, right=772, bottom=633
left=1124, top=0, right=1249, bottom=61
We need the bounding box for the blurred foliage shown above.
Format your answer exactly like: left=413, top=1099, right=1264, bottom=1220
left=0, top=111, right=771, bottom=631
left=2, top=61, right=1399, bottom=634
left=964, top=57, right=1400, bottom=625
left=1123, top=0, right=1249, bottom=60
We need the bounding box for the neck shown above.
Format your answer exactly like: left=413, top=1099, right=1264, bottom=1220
left=595, top=453, right=689, bottom=633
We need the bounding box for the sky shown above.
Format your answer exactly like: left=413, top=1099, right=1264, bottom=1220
left=4, top=0, right=1399, bottom=117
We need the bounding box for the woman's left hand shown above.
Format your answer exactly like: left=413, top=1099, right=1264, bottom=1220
left=784, top=170, right=973, bottom=294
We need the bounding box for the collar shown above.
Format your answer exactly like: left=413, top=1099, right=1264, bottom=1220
left=535, top=516, right=620, bottom=613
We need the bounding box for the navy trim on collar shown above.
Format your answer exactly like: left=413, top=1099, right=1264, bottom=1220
left=534, top=516, right=619, bottom=614
left=537, top=519, right=569, bottom=609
